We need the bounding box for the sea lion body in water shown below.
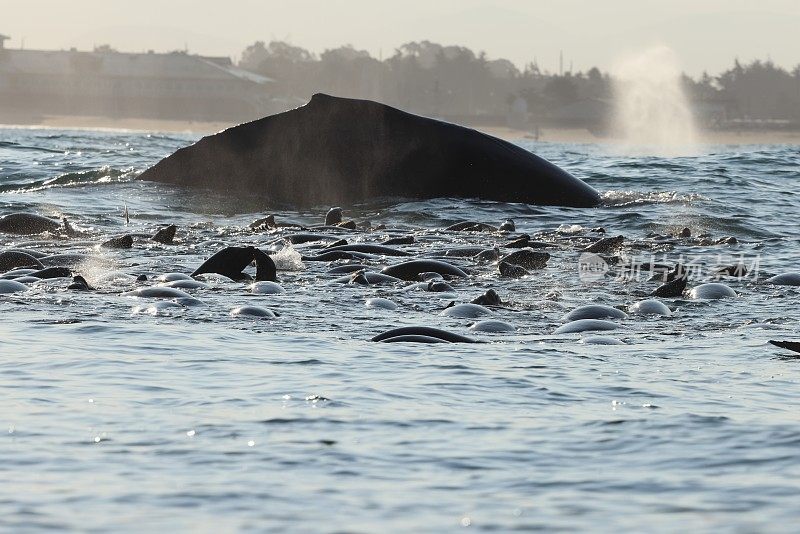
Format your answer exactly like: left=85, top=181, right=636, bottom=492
left=0, top=213, right=61, bottom=235
left=652, top=278, right=687, bottom=298
left=0, top=251, right=45, bottom=271
left=372, top=326, right=477, bottom=343
left=192, top=246, right=277, bottom=282
left=325, top=207, right=343, bottom=226
left=769, top=340, right=800, bottom=354
left=688, top=283, right=736, bottom=300
left=138, top=94, right=600, bottom=207
left=499, top=249, right=550, bottom=270
left=766, top=273, right=800, bottom=286
left=564, top=305, right=627, bottom=321
left=382, top=260, right=468, bottom=281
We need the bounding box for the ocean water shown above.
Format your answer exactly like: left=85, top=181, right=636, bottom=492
left=1, top=127, right=799, bottom=532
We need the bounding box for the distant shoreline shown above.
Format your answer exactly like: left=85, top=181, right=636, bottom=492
left=2, top=114, right=800, bottom=145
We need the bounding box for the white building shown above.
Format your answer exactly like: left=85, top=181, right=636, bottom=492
left=0, top=38, right=274, bottom=121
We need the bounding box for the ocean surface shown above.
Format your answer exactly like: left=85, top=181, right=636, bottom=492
left=1, top=127, right=799, bottom=532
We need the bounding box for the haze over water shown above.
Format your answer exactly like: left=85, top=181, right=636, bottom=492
left=1, top=127, right=799, bottom=531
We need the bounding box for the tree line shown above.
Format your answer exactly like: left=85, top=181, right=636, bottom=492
left=240, top=40, right=800, bottom=128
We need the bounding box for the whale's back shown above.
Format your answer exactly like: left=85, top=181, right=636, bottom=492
left=138, top=93, right=600, bottom=207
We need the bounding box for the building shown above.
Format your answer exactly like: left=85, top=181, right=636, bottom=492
left=0, top=37, right=274, bottom=122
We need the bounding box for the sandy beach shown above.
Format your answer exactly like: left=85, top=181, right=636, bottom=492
left=479, top=125, right=800, bottom=145
left=2, top=115, right=800, bottom=145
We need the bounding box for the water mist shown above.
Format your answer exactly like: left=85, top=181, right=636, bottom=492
left=612, top=46, right=700, bottom=155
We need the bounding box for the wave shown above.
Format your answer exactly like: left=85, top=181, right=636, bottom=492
left=601, top=190, right=705, bottom=207
left=0, top=141, right=65, bottom=154
left=0, top=166, right=137, bottom=193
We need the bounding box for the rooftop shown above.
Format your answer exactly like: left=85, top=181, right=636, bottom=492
left=0, top=44, right=272, bottom=84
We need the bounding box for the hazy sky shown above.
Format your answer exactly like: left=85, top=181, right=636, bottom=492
left=4, top=0, right=800, bottom=76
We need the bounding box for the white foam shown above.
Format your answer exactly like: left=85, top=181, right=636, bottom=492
left=270, top=245, right=304, bottom=271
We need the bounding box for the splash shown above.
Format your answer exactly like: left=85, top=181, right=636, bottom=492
left=612, top=46, right=699, bottom=155
left=601, top=190, right=705, bottom=206
left=271, top=244, right=305, bottom=271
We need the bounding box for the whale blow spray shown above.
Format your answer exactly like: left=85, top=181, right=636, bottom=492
left=612, top=46, right=699, bottom=156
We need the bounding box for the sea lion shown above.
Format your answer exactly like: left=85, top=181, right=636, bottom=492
left=713, top=264, right=748, bottom=278
left=323, top=239, right=349, bottom=248
left=499, top=249, right=550, bottom=270
left=499, top=219, right=516, bottom=232
left=765, top=273, right=800, bottom=286
left=504, top=235, right=531, bottom=248
left=249, top=214, right=277, bottom=230
left=471, top=289, right=504, bottom=307
left=333, top=271, right=402, bottom=285
left=687, top=283, right=736, bottom=300
left=151, top=224, right=177, bottom=244
left=652, top=274, right=688, bottom=298
left=67, top=275, right=94, bottom=291
left=380, top=335, right=451, bottom=343
left=156, top=273, right=193, bottom=282
left=326, top=264, right=370, bottom=275
left=249, top=281, right=285, bottom=294
left=469, top=320, right=515, bottom=333
left=161, top=279, right=210, bottom=290
left=102, top=235, right=134, bottom=249
left=444, top=246, right=486, bottom=258
left=0, top=213, right=61, bottom=235
left=230, top=306, right=277, bottom=318
left=628, top=299, right=671, bottom=316
left=583, top=235, right=624, bottom=254
left=769, top=340, right=800, bottom=354
left=441, top=303, right=493, bottom=318
left=0, top=250, right=44, bottom=271
left=0, top=268, right=37, bottom=279
left=283, top=233, right=341, bottom=245
left=371, top=326, right=477, bottom=343
left=665, top=263, right=688, bottom=282
left=191, top=246, right=277, bottom=282
left=122, top=287, right=194, bottom=299
left=564, top=305, right=627, bottom=321
left=30, top=267, right=71, bottom=279
left=427, top=281, right=455, bottom=293
left=365, top=297, right=398, bottom=310
left=0, top=279, right=30, bottom=293
left=325, top=207, right=343, bottom=226
left=474, top=247, right=500, bottom=263
left=382, top=260, right=467, bottom=281
left=498, top=261, right=529, bottom=278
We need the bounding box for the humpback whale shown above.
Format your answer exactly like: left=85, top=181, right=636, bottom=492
left=138, top=94, right=600, bottom=207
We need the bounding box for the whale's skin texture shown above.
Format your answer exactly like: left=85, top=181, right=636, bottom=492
left=138, top=94, right=601, bottom=208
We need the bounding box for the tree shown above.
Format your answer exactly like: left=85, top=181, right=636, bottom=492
left=543, top=75, right=579, bottom=107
